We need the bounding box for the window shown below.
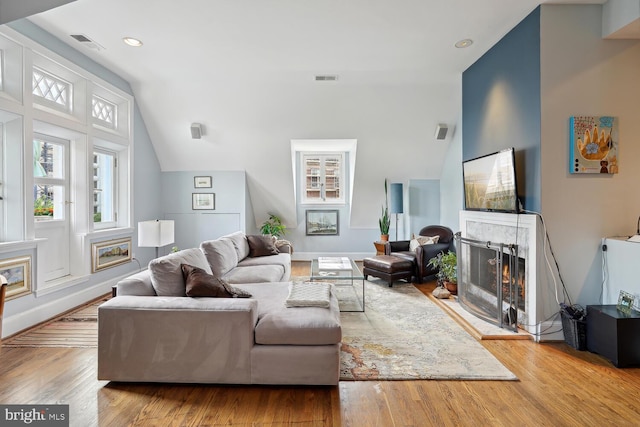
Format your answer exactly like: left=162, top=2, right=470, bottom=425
left=32, top=67, right=72, bottom=112
left=302, top=153, right=344, bottom=204
left=92, top=149, right=117, bottom=227
left=92, top=95, right=116, bottom=128
left=33, top=137, right=67, bottom=221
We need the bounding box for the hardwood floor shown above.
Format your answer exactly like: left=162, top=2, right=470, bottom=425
left=1, top=261, right=639, bottom=426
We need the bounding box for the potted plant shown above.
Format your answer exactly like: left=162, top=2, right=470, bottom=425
left=260, top=213, right=286, bottom=238
left=428, top=251, right=458, bottom=295
left=379, top=179, right=391, bottom=241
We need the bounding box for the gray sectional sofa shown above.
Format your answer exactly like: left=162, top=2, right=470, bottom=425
left=98, top=231, right=342, bottom=385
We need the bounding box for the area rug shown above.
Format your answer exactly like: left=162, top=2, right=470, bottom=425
left=2, top=296, right=108, bottom=348
left=337, top=280, right=518, bottom=381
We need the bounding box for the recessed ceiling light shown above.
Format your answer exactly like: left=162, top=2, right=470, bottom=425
left=455, top=39, right=473, bottom=49
left=122, top=37, right=143, bottom=47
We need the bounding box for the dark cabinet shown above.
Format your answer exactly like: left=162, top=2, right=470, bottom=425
left=586, top=305, right=640, bottom=368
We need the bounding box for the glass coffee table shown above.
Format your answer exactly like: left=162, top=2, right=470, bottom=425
left=310, top=257, right=365, bottom=312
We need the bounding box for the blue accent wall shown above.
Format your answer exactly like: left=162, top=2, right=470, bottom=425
left=462, top=7, right=541, bottom=212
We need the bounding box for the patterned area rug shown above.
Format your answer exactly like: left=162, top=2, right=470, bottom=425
left=338, top=280, right=518, bottom=381
left=2, top=296, right=108, bottom=348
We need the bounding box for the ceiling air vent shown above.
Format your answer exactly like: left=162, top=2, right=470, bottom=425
left=314, top=74, right=339, bottom=82
left=70, top=34, right=104, bottom=51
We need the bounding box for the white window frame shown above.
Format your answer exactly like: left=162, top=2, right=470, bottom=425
left=301, top=153, right=345, bottom=205
left=0, top=27, right=134, bottom=293
left=91, top=94, right=117, bottom=129
left=92, top=147, right=118, bottom=230
left=32, top=66, right=73, bottom=113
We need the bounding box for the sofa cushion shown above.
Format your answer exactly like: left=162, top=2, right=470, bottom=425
left=148, top=248, right=211, bottom=296
left=182, top=264, right=252, bottom=298
left=240, top=282, right=342, bottom=346
left=222, top=264, right=285, bottom=284
left=246, top=235, right=279, bottom=257
left=200, top=238, right=239, bottom=277
left=221, top=231, right=250, bottom=261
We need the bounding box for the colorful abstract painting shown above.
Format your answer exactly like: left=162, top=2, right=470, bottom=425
left=569, top=116, right=618, bottom=174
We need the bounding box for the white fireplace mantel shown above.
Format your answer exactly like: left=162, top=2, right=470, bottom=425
left=459, top=211, right=563, bottom=342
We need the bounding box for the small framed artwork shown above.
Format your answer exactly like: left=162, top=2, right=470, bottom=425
left=569, top=115, right=619, bottom=174
left=194, top=176, right=212, bottom=188
left=92, top=238, right=132, bottom=273
left=306, top=209, right=339, bottom=236
left=0, top=255, right=32, bottom=300
left=192, top=193, right=215, bottom=210
left=617, top=290, right=635, bottom=315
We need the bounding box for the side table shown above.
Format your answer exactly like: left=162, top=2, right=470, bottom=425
left=373, top=241, right=386, bottom=255
left=586, top=305, right=640, bottom=367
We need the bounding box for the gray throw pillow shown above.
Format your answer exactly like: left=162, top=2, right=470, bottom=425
left=221, top=231, right=250, bottom=260
left=200, top=238, right=239, bottom=277
left=148, top=248, right=212, bottom=296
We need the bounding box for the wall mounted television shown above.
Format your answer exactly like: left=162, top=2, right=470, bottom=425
left=462, top=148, right=519, bottom=213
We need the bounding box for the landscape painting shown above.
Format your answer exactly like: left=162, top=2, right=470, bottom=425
left=306, top=210, right=339, bottom=236
left=92, top=238, right=132, bottom=272
left=0, top=255, right=32, bottom=300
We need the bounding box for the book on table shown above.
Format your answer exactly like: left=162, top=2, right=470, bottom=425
left=318, top=257, right=352, bottom=270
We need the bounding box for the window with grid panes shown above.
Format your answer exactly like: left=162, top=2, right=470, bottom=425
left=92, top=95, right=116, bottom=128
left=302, top=153, right=344, bottom=204
left=32, top=67, right=72, bottom=112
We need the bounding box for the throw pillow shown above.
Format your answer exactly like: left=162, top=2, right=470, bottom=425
left=181, top=264, right=252, bottom=298
left=246, top=235, right=279, bottom=257
left=409, top=235, right=440, bottom=252
left=148, top=248, right=212, bottom=296
left=200, top=238, right=239, bottom=277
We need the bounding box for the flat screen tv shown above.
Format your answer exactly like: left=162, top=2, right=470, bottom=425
left=462, top=148, right=519, bottom=213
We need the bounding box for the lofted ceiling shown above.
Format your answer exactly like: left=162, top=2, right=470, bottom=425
left=24, top=0, right=617, bottom=228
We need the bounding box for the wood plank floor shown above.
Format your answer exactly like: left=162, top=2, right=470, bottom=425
left=1, top=261, right=639, bottom=426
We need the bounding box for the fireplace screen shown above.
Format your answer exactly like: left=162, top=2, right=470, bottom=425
left=455, top=233, right=522, bottom=332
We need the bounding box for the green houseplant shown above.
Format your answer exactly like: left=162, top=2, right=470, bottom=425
left=379, top=179, right=391, bottom=241
left=427, top=251, right=458, bottom=294
left=260, top=213, right=286, bottom=238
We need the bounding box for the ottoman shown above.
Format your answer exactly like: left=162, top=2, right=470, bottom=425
left=363, top=255, right=414, bottom=287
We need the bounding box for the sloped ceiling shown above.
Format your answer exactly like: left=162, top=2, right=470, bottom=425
left=25, top=0, right=615, bottom=229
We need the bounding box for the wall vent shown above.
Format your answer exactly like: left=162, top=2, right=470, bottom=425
left=70, top=34, right=104, bottom=51
left=314, top=74, right=339, bottom=82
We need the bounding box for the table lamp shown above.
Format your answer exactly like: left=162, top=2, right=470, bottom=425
left=138, top=219, right=175, bottom=258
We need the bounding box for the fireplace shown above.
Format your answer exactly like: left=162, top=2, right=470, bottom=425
left=458, top=211, right=560, bottom=341
left=456, top=234, right=522, bottom=331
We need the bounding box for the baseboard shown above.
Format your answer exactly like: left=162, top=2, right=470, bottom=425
left=2, top=272, right=129, bottom=339
left=534, top=319, right=565, bottom=342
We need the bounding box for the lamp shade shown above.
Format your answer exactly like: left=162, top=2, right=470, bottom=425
left=138, top=220, right=175, bottom=248
left=389, top=183, right=404, bottom=214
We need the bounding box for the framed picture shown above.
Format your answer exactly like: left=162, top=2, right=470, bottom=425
left=617, top=290, right=635, bottom=315
left=92, top=238, right=132, bottom=273
left=192, top=193, right=215, bottom=210
left=569, top=115, right=619, bottom=174
left=0, top=255, right=32, bottom=300
left=194, top=176, right=212, bottom=188
left=306, top=210, right=339, bottom=236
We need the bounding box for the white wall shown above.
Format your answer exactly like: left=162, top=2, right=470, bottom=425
left=439, top=113, right=463, bottom=233
left=540, top=5, right=640, bottom=307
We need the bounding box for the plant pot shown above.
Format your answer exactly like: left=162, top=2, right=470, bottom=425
left=444, top=281, right=457, bottom=295
left=380, top=234, right=389, bottom=242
